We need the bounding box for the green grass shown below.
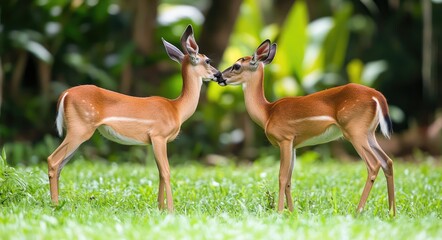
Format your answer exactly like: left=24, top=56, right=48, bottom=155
left=1, top=154, right=442, bottom=239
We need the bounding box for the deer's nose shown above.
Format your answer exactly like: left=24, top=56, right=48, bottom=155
left=214, top=71, right=222, bottom=80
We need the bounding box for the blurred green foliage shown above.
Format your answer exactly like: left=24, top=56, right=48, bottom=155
left=1, top=0, right=440, bottom=165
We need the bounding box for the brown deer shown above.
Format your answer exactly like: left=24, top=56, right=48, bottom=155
left=47, top=25, right=221, bottom=212
left=217, top=40, right=395, bottom=215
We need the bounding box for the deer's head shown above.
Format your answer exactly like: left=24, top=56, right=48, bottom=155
left=162, top=25, right=222, bottom=82
left=218, top=40, right=276, bottom=86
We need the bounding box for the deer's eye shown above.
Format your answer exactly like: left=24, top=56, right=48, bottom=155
left=232, top=64, right=241, bottom=71
left=205, top=58, right=211, bottom=65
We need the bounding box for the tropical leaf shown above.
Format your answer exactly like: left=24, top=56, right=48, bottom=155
left=24, top=41, right=53, bottom=63
left=347, top=59, right=388, bottom=86
left=347, top=58, right=364, bottom=84
left=9, top=30, right=53, bottom=63
left=64, top=53, right=116, bottom=90
left=361, top=60, right=388, bottom=86
left=322, top=3, right=353, bottom=72
left=234, top=0, right=263, bottom=38
left=303, top=17, right=333, bottom=76
left=273, top=0, right=308, bottom=82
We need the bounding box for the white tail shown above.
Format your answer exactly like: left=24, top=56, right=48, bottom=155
left=55, top=92, right=68, bottom=137
left=373, top=96, right=392, bottom=139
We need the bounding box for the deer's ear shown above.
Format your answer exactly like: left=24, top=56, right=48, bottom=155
left=263, top=43, right=277, bottom=65
left=162, top=38, right=184, bottom=64
left=181, top=25, right=199, bottom=56
left=251, top=39, right=271, bottom=65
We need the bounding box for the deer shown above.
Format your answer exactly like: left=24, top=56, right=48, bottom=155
left=47, top=25, right=221, bottom=212
left=217, top=40, right=396, bottom=215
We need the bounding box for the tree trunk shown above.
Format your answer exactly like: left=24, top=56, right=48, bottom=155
left=11, top=51, right=28, bottom=98
left=274, top=0, right=295, bottom=25
left=199, top=0, right=243, bottom=66
left=128, top=0, right=158, bottom=95
left=422, top=0, right=434, bottom=100
left=120, top=63, right=133, bottom=94
left=37, top=60, right=52, bottom=113
left=132, top=0, right=158, bottom=55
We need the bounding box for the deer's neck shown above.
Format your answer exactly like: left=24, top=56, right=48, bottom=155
left=243, top=66, right=271, bottom=128
left=173, top=66, right=203, bottom=123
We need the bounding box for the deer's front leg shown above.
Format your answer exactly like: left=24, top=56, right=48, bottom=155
left=152, top=137, right=174, bottom=212
left=278, top=140, right=294, bottom=212
left=285, top=148, right=296, bottom=212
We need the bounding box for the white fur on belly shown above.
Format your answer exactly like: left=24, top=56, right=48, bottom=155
left=296, top=125, right=343, bottom=148
left=97, top=125, right=146, bottom=145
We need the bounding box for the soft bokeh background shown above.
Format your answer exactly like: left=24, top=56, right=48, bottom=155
left=1, top=0, right=441, bottom=165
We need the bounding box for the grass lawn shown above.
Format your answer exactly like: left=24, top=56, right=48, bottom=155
left=1, top=153, right=441, bottom=239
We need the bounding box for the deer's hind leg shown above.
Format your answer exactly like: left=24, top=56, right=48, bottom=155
left=47, top=124, right=95, bottom=204
left=341, top=119, right=382, bottom=214
left=368, top=133, right=395, bottom=215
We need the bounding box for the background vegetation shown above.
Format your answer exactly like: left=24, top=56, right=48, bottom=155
left=1, top=1, right=442, bottom=238
left=1, top=0, right=442, bottom=163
